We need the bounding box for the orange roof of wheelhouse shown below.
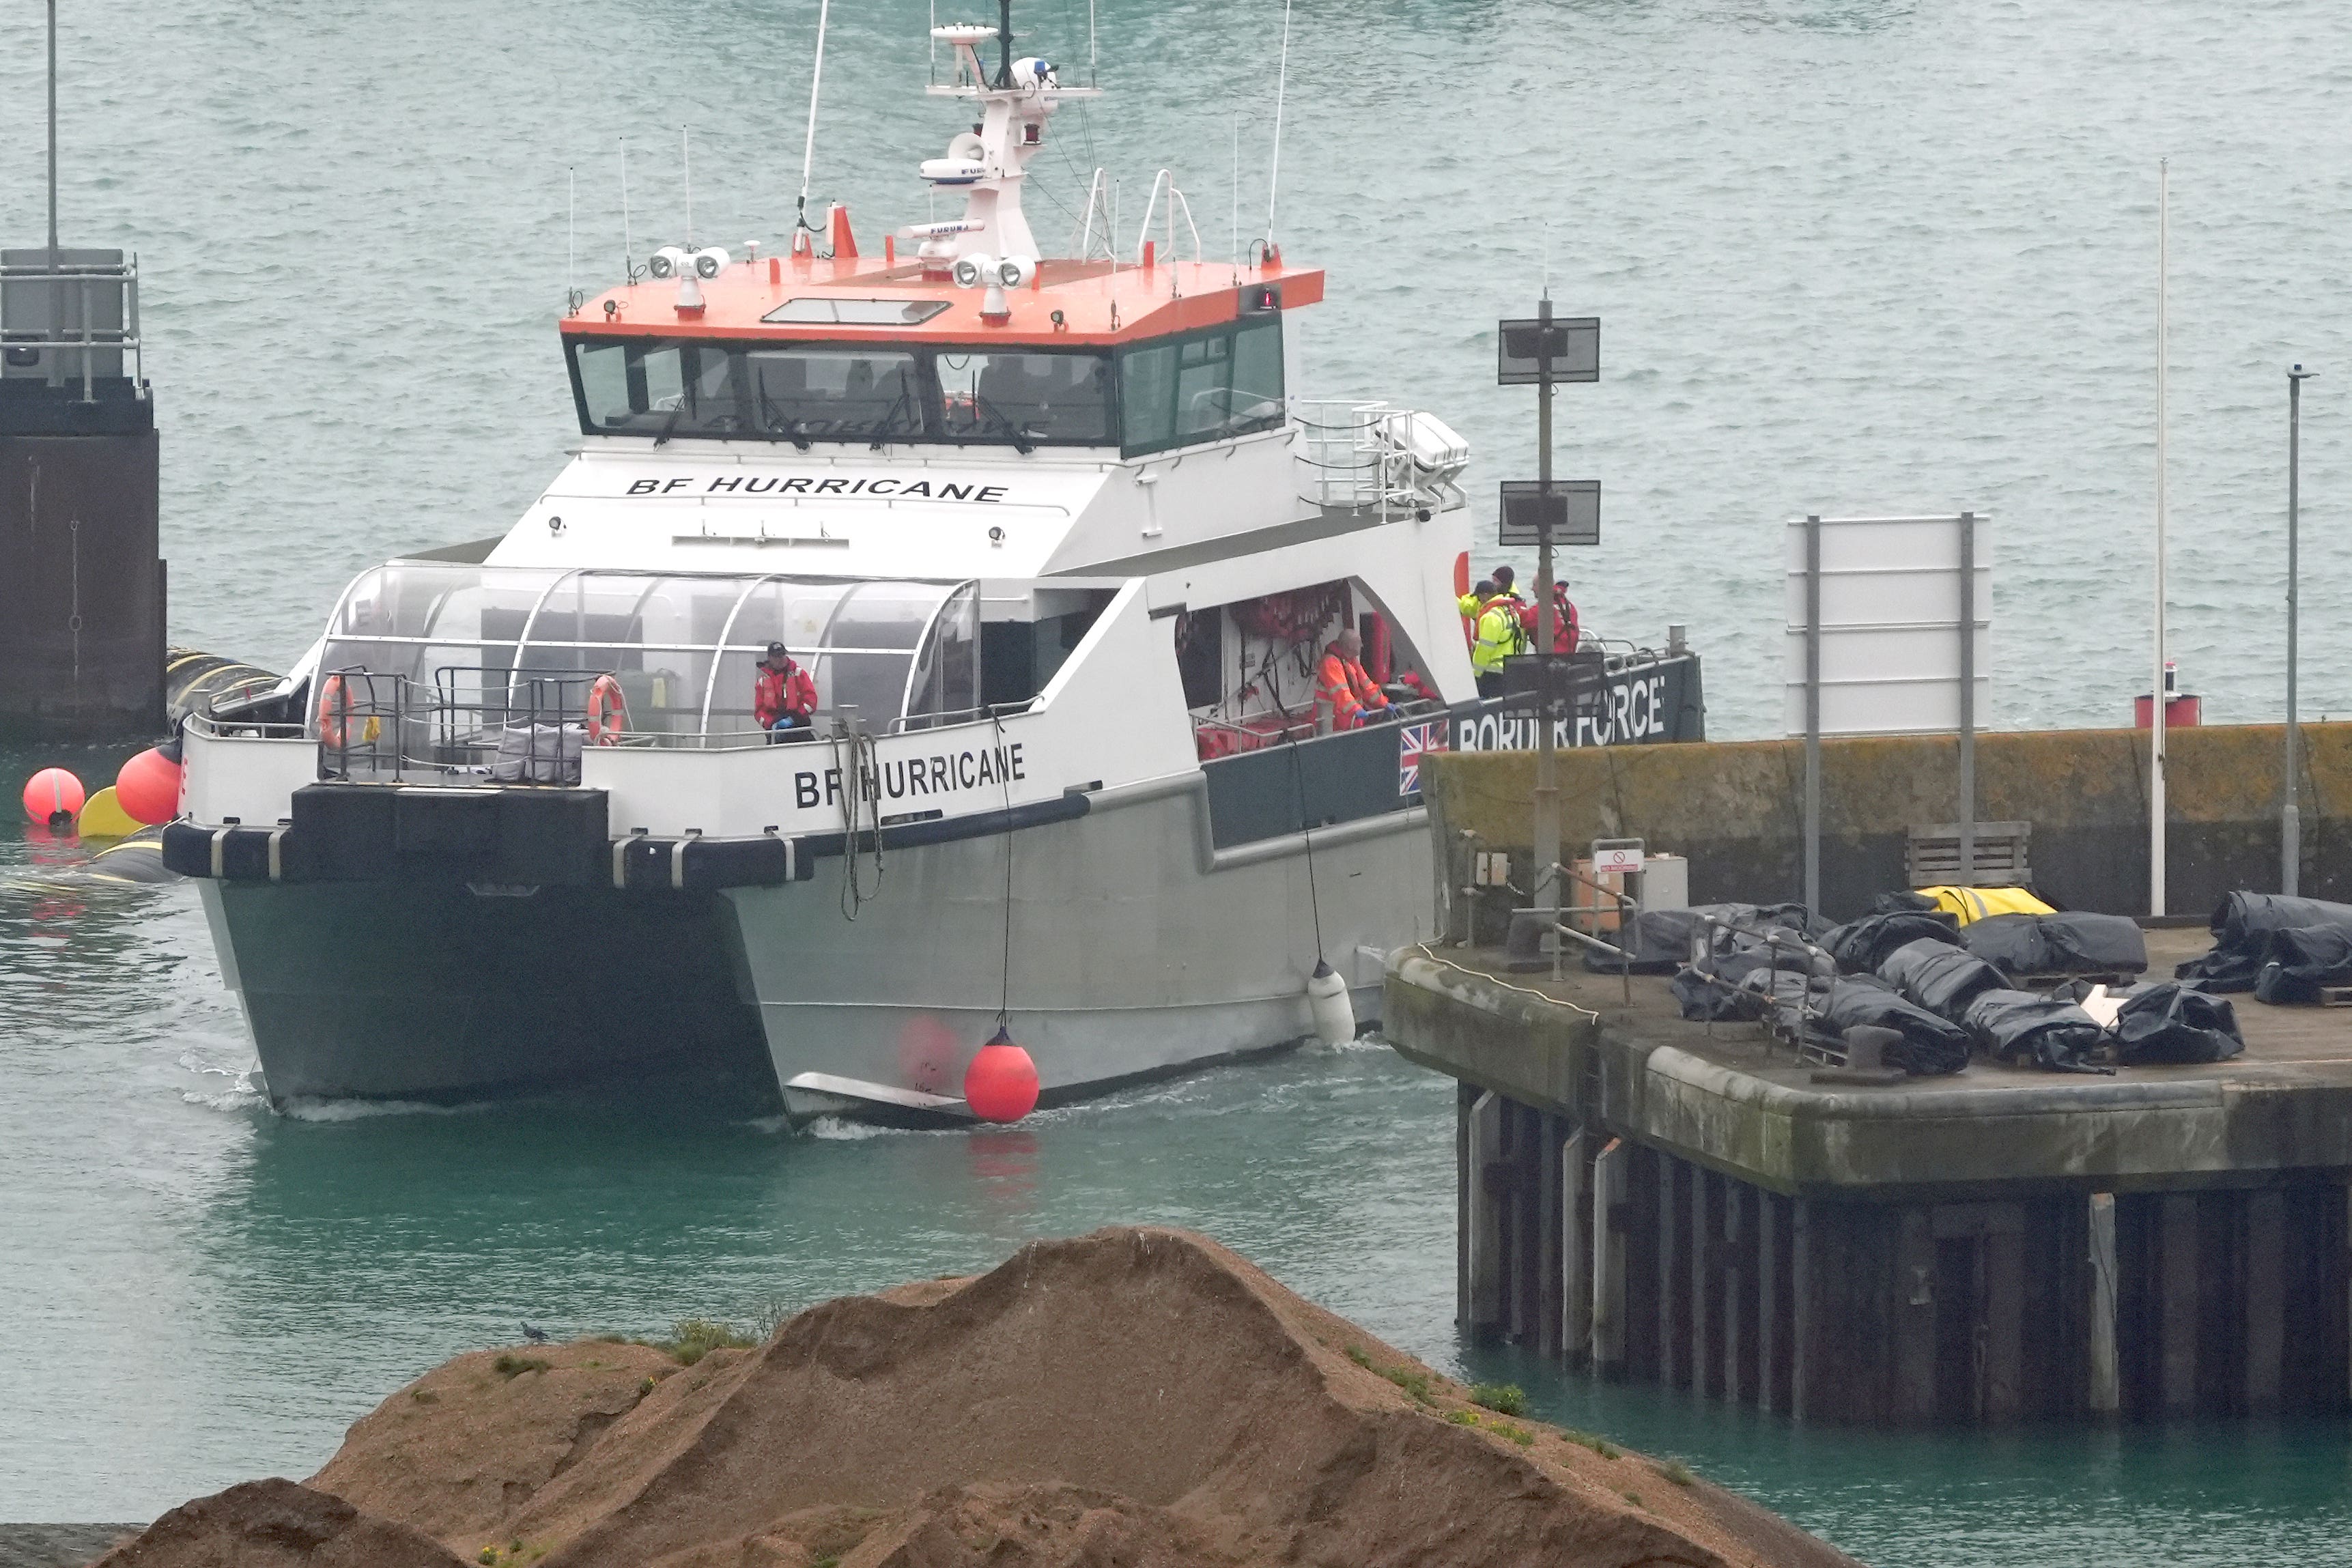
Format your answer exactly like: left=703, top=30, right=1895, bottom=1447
left=562, top=245, right=1325, bottom=350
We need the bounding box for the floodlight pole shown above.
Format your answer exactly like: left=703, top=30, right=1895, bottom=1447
left=2149, top=158, right=2168, bottom=918
left=1533, top=295, right=1561, bottom=943
left=2284, top=363, right=2313, bottom=895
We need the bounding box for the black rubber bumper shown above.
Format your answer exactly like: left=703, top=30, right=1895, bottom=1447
left=167, top=780, right=1088, bottom=889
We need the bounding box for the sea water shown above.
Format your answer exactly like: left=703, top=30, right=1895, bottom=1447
left=3, top=0, right=2352, bottom=1557
left=6, top=812, right=2351, bottom=1561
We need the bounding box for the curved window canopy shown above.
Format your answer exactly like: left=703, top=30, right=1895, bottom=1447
left=322, top=564, right=980, bottom=741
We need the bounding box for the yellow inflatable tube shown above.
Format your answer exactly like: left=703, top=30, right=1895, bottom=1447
left=1916, top=885, right=2054, bottom=925
left=74, top=784, right=145, bottom=840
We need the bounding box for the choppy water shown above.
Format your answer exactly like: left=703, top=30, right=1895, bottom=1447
left=5, top=0, right=2352, bottom=1558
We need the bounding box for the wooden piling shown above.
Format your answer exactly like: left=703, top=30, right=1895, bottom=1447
left=1759, top=1191, right=1787, bottom=1414
left=2088, top=1192, right=2119, bottom=1416
left=1658, top=1155, right=1686, bottom=1389
left=1692, top=1169, right=1723, bottom=1397
left=1507, top=1103, right=1539, bottom=1345
left=1455, top=1082, right=1472, bottom=1330
left=1894, top=1206, right=1936, bottom=1423
left=1535, top=1113, right=1563, bottom=1358
left=1561, top=1130, right=1589, bottom=1366
left=1725, top=1180, right=1756, bottom=1405
left=1625, top=1146, right=1660, bottom=1380
left=1465, top=1091, right=1503, bottom=1335
left=1591, top=1137, right=1627, bottom=1373
left=1982, top=1210, right=2025, bottom=1421
left=1791, top=1200, right=1819, bottom=1422
left=2160, top=1193, right=2199, bottom=1415
left=2244, top=1188, right=2284, bottom=1415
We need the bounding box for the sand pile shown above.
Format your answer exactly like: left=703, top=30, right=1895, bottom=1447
left=102, top=1228, right=1860, bottom=1568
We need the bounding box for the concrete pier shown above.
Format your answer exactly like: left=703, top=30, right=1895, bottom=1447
left=1391, top=926, right=2352, bottom=1425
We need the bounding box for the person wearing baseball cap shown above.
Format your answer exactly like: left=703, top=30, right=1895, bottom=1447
left=752, top=641, right=818, bottom=743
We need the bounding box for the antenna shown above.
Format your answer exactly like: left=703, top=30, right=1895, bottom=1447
left=681, top=125, right=694, bottom=248
left=1090, top=0, right=1098, bottom=86
left=995, top=0, right=1015, bottom=88
left=797, top=0, right=832, bottom=248
left=1264, top=0, right=1292, bottom=253
left=46, top=0, right=59, bottom=261
left=567, top=165, right=577, bottom=305
left=1231, top=116, right=1239, bottom=271
left=620, top=137, right=634, bottom=279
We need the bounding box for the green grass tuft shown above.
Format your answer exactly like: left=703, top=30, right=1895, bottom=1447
left=1380, top=1365, right=1435, bottom=1404
left=1468, top=1382, right=1527, bottom=1416
left=1654, top=1458, right=1696, bottom=1487
left=657, top=1317, right=758, bottom=1367
left=491, top=1354, right=548, bottom=1378
left=1561, top=1428, right=1621, bottom=1459
left=410, top=1389, right=440, bottom=1405
left=1344, top=1345, right=1372, bottom=1367
left=1621, top=1490, right=1646, bottom=1510
left=1497, top=1423, right=1535, bottom=1446
left=1445, top=1409, right=1479, bottom=1426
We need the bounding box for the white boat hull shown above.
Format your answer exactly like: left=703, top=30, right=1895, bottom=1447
left=199, top=777, right=1424, bottom=1115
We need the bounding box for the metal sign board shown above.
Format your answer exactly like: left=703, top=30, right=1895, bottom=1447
left=1497, top=316, right=1600, bottom=384
left=1783, top=514, right=1991, bottom=737
left=1498, top=480, right=1600, bottom=546
left=1590, top=842, right=1644, bottom=876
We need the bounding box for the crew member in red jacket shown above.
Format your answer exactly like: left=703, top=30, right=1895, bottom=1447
left=1516, top=582, right=1581, bottom=655
left=753, top=641, right=818, bottom=743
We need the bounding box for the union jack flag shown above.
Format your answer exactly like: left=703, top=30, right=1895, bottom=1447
left=1398, top=719, right=1447, bottom=797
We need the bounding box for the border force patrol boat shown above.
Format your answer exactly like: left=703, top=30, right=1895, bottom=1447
left=167, top=13, right=1703, bottom=1119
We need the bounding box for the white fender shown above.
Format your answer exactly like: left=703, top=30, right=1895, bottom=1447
left=1307, top=959, right=1356, bottom=1048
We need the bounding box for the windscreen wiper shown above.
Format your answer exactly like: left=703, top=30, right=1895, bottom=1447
left=867, top=385, right=918, bottom=452
left=756, top=386, right=813, bottom=452
left=968, top=391, right=1036, bottom=455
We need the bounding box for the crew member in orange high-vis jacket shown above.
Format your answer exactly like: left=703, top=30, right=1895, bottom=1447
left=753, top=641, right=819, bottom=743
left=1316, top=629, right=1391, bottom=733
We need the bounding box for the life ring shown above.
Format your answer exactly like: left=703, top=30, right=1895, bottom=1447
left=586, top=674, right=629, bottom=745
left=317, top=673, right=352, bottom=748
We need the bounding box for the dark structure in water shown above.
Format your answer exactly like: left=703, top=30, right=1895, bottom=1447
left=0, top=248, right=162, bottom=739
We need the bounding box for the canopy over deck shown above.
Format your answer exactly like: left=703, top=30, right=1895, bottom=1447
left=322, top=563, right=978, bottom=741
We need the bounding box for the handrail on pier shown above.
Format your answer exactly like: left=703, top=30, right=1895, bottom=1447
left=1536, top=860, right=1639, bottom=1005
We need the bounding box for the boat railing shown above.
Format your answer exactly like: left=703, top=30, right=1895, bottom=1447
left=0, top=251, right=143, bottom=401
left=1189, top=691, right=1447, bottom=760
left=298, top=667, right=1029, bottom=783
left=1292, top=400, right=1468, bottom=516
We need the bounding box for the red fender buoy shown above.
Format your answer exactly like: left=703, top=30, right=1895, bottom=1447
left=964, top=1027, right=1040, bottom=1123
left=21, top=767, right=85, bottom=825
left=115, top=747, right=183, bottom=825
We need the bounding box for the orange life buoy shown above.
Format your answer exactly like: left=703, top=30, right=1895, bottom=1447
left=586, top=673, right=629, bottom=745
left=317, top=673, right=351, bottom=748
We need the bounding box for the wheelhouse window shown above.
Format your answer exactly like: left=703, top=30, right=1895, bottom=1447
left=565, top=315, right=1283, bottom=455
left=743, top=347, right=924, bottom=444
left=932, top=350, right=1114, bottom=446
left=1117, top=315, right=1285, bottom=457
left=566, top=337, right=1113, bottom=449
